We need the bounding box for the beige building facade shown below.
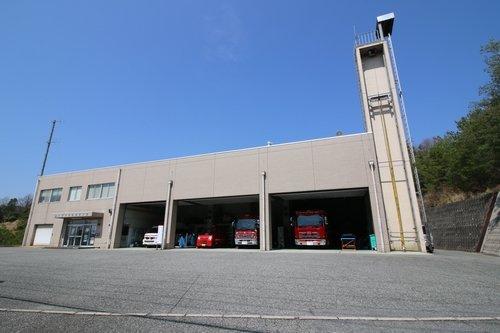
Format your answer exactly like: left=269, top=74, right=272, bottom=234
left=23, top=13, right=426, bottom=253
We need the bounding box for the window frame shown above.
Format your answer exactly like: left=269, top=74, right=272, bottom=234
left=38, top=188, right=63, bottom=203
left=39, top=189, right=51, bottom=203
left=86, top=183, right=115, bottom=200
left=68, top=186, right=82, bottom=202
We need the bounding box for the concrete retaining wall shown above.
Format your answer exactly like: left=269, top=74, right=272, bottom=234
left=481, top=193, right=500, bottom=255
left=426, top=193, right=496, bottom=252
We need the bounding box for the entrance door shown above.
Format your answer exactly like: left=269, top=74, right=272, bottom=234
left=63, top=220, right=99, bottom=247
left=74, top=225, right=83, bottom=246
left=67, top=225, right=77, bottom=246
left=81, top=225, right=92, bottom=246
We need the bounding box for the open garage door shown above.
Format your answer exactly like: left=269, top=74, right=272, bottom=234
left=119, top=202, right=165, bottom=248
left=175, top=195, right=259, bottom=248
left=270, top=188, right=374, bottom=250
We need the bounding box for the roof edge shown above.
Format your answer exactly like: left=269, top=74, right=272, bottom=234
left=40, top=132, right=373, bottom=178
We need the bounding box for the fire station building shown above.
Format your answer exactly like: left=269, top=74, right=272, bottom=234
left=23, top=13, right=427, bottom=253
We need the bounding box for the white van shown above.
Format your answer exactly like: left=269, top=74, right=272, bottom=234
left=142, top=225, right=164, bottom=247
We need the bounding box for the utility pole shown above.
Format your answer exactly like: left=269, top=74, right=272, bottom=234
left=23, top=120, right=58, bottom=246
left=40, top=120, right=57, bottom=176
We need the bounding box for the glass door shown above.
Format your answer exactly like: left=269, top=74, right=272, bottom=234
left=63, top=220, right=99, bottom=247
left=81, top=225, right=91, bottom=246
left=68, top=225, right=77, bottom=246
left=74, top=226, right=83, bottom=246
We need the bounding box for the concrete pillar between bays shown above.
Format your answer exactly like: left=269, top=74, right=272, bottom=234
left=163, top=180, right=175, bottom=249
left=259, top=171, right=271, bottom=251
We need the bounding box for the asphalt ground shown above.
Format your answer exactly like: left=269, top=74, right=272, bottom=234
left=0, top=247, right=498, bottom=332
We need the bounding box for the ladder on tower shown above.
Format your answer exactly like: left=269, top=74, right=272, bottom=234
left=386, top=34, right=428, bottom=226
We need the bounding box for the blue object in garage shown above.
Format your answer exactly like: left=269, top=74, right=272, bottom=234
left=369, top=234, right=377, bottom=250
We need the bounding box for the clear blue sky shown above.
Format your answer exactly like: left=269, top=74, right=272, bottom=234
left=0, top=1, right=498, bottom=198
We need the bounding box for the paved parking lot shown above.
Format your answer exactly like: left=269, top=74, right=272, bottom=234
left=0, top=248, right=498, bottom=332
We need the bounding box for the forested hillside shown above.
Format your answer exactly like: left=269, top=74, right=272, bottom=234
left=414, top=40, right=499, bottom=206
left=0, top=196, right=31, bottom=246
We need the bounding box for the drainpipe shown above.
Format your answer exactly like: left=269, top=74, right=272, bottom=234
left=107, top=168, right=122, bottom=249
left=22, top=177, right=41, bottom=246
left=260, top=171, right=267, bottom=251
left=162, top=180, right=173, bottom=250
left=369, top=161, right=385, bottom=252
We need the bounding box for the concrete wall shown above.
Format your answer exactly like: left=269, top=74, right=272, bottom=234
left=481, top=193, right=500, bottom=255
left=25, top=168, right=118, bottom=248
left=426, top=193, right=495, bottom=252
left=24, top=133, right=396, bottom=251
left=355, top=41, right=425, bottom=252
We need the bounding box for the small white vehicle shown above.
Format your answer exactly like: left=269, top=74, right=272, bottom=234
left=142, top=225, right=164, bottom=247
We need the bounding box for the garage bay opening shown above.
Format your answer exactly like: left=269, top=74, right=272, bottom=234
left=175, top=195, right=259, bottom=248
left=270, top=188, right=375, bottom=250
left=118, top=202, right=166, bottom=248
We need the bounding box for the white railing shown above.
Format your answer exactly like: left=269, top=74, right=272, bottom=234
left=354, top=30, right=382, bottom=46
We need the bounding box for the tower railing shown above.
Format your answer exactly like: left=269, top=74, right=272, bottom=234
left=354, top=30, right=382, bottom=46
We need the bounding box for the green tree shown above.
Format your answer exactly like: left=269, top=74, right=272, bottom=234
left=479, top=40, right=499, bottom=100
left=0, top=195, right=31, bottom=246
left=415, top=135, right=457, bottom=193
left=451, top=101, right=500, bottom=192
left=415, top=40, right=499, bottom=196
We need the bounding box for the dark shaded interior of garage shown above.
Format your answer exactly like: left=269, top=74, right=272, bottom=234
left=175, top=195, right=259, bottom=247
left=270, top=189, right=374, bottom=250
left=119, top=202, right=165, bottom=247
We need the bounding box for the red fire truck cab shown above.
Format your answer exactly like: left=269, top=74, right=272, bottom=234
left=233, top=215, right=259, bottom=247
left=291, top=210, right=329, bottom=246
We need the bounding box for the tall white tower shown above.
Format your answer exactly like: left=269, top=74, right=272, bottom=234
left=355, top=13, right=426, bottom=252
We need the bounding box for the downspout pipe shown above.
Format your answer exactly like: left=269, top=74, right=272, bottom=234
left=260, top=171, right=267, bottom=251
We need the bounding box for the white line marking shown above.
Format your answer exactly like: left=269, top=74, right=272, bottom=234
left=93, top=312, right=112, bottom=316
left=149, top=313, right=186, bottom=317
left=261, top=315, right=297, bottom=320
left=375, top=317, right=418, bottom=321
left=418, top=316, right=496, bottom=321
left=222, top=314, right=244, bottom=318
left=298, top=316, right=338, bottom=320
left=123, top=313, right=149, bottom=317
left=242, top=314, right=261, bottom=318
left=74, top=312, right=99, bottom=315
left=10, top=309, right=41, bottom=314
left=0, top=309, right=498, bottom=322
left=41, top=310, right=76, bottom=315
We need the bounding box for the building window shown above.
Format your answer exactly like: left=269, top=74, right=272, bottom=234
left=86, top=183, right=115, bottom=200
left=39, top=190, right=51, bottom=203
left=68, top=186, right=82, bottom=201
left=39, top=188, right=63, bottom=203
